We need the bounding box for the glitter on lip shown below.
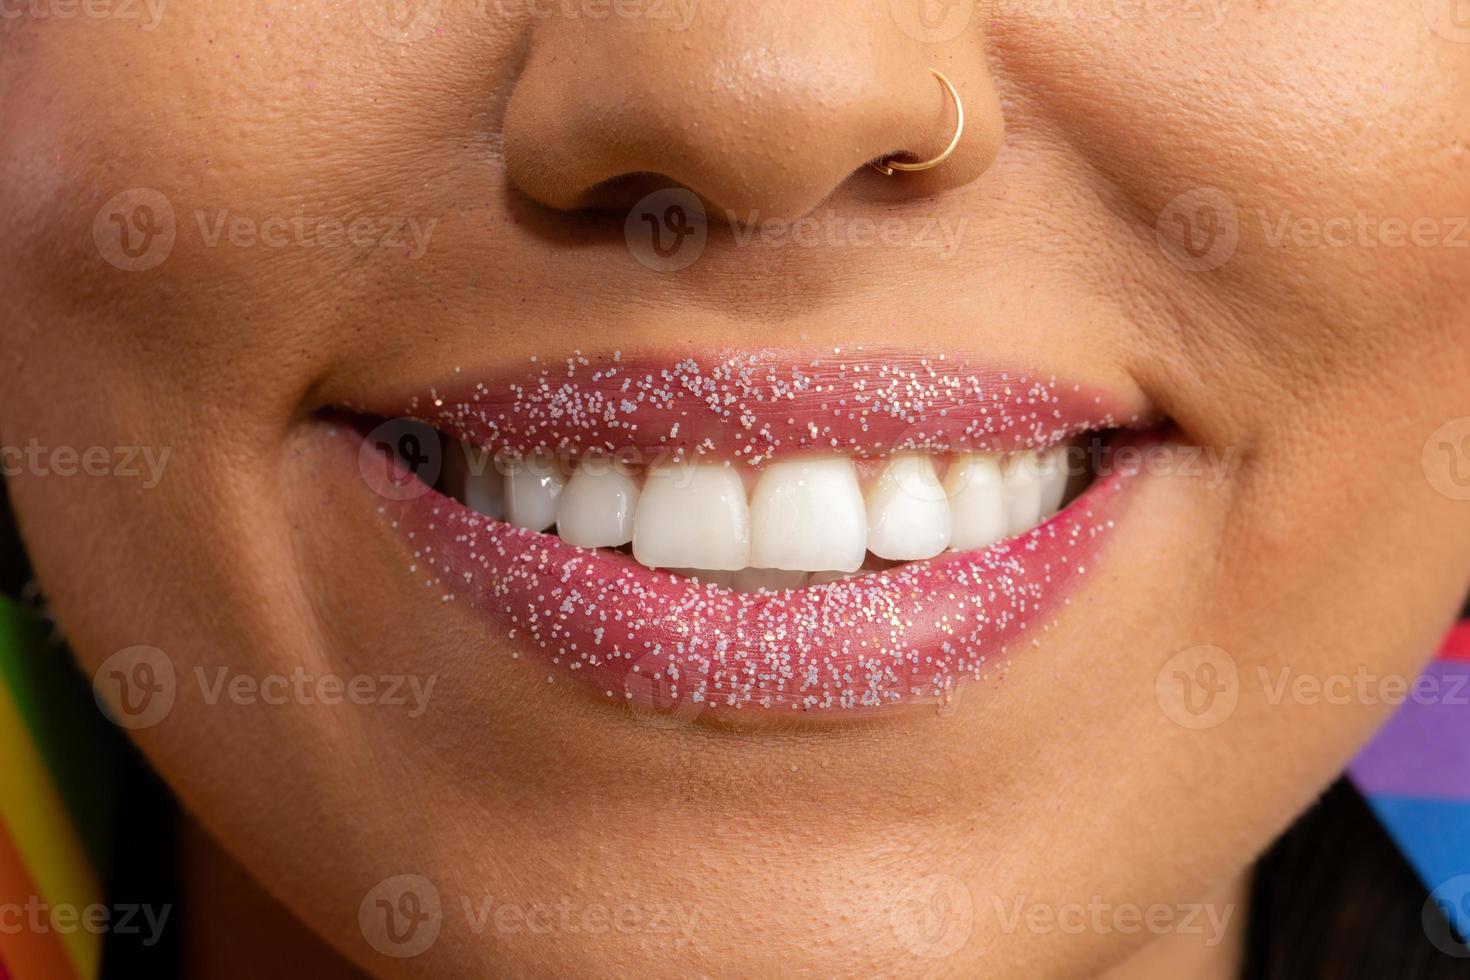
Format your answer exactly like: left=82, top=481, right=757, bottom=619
left=343, top=349, right=1158, bottom=716
left=390, top=452, right=1137, bottom=715
left=354, top=348, right=1154, bottom=464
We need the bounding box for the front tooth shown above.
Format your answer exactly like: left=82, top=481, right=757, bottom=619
left=1037, top=445, right=1071, bottom=517
left=444, top=441, right=506, bottom=520
left=732, top=567, right=810, bottom=593
left=749, top=456, right=867, bottom=572
left=505, top=453, right=566, bottom=532
left=944, top=453, right=1007, bottom=552
left=633, top=462, right=751, bottom=571
left=556, top=454, right=640, bottom=548
left=1001, top=451, right=1044, bottom=535
left=865, top=454, right=952, bottom=561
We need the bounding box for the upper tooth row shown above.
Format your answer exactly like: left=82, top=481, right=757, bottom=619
left=445, top=448, right=1072, bottom=573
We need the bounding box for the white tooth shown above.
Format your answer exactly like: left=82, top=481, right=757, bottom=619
left=555, top=454, right=640, bottom=548
left=749, top=456, right=867, bottom=573
left=732, top=567, right=810, bottom=594
left=443, top=441, right=505, bottom=520
left=465, top=454, right=506, bottom=520
left=1001, top=451, right=1045, bottom=535
left=633, top=462, right=751, bottom=571
left=505, top=453, right=566, bottom=532
left=943, top=453, right=1007, bottom=552
left=672, top=568, right=734, bottom=588
left=1037, top=445, right=1071, bottom=517
left=865, top=454, right=952, bottom=561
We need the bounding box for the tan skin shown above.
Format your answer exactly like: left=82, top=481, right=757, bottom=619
left=3, top=2, right=1470, bottom=976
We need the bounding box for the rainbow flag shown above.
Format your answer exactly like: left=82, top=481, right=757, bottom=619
left=1350, top=621, right=1470, bottom=943
left=0, top=598, right=117, bottom=980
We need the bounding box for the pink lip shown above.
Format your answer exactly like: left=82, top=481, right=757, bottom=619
left=358, top=348, right=1152, bottom=463
left=345, top=350, right=1155, bottom=719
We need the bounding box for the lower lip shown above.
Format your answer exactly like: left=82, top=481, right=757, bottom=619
left=371, top=436, right=1148, bottom=719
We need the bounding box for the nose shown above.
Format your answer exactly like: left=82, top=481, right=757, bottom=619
left=500, top=2, right=1006, bottom=221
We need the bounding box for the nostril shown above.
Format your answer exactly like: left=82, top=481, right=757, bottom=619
left=577, top=173, right=697, bottom=215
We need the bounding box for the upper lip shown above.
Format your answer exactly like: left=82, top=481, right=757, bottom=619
left=341, top=347, right=1156, bottom=464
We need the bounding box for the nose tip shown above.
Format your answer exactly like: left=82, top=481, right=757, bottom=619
left=500, top=6, right=1005, bottom=222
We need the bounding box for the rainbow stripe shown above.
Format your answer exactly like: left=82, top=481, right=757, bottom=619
left=0, top=599, right=115, bottom=980
left=1350, top=622, right=1470, bottom=910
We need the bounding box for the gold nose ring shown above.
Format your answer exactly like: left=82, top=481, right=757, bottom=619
left=869, top=68, right=965, bottom=176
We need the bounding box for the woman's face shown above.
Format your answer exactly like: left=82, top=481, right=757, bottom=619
left=3, top=2, right=1469, bottom=975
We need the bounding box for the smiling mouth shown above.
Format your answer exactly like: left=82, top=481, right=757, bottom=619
left=340, top=349, right=1160, bottom=717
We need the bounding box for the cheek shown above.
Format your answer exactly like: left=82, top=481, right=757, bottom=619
left=4, top=7, right=519, bottom=396
left=996, top=4, right=1470, bottom=406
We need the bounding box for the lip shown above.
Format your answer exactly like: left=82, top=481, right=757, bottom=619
left=342, top=349, right=1157, bottom=720
left=348, top=347, right=1154, bottom=463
